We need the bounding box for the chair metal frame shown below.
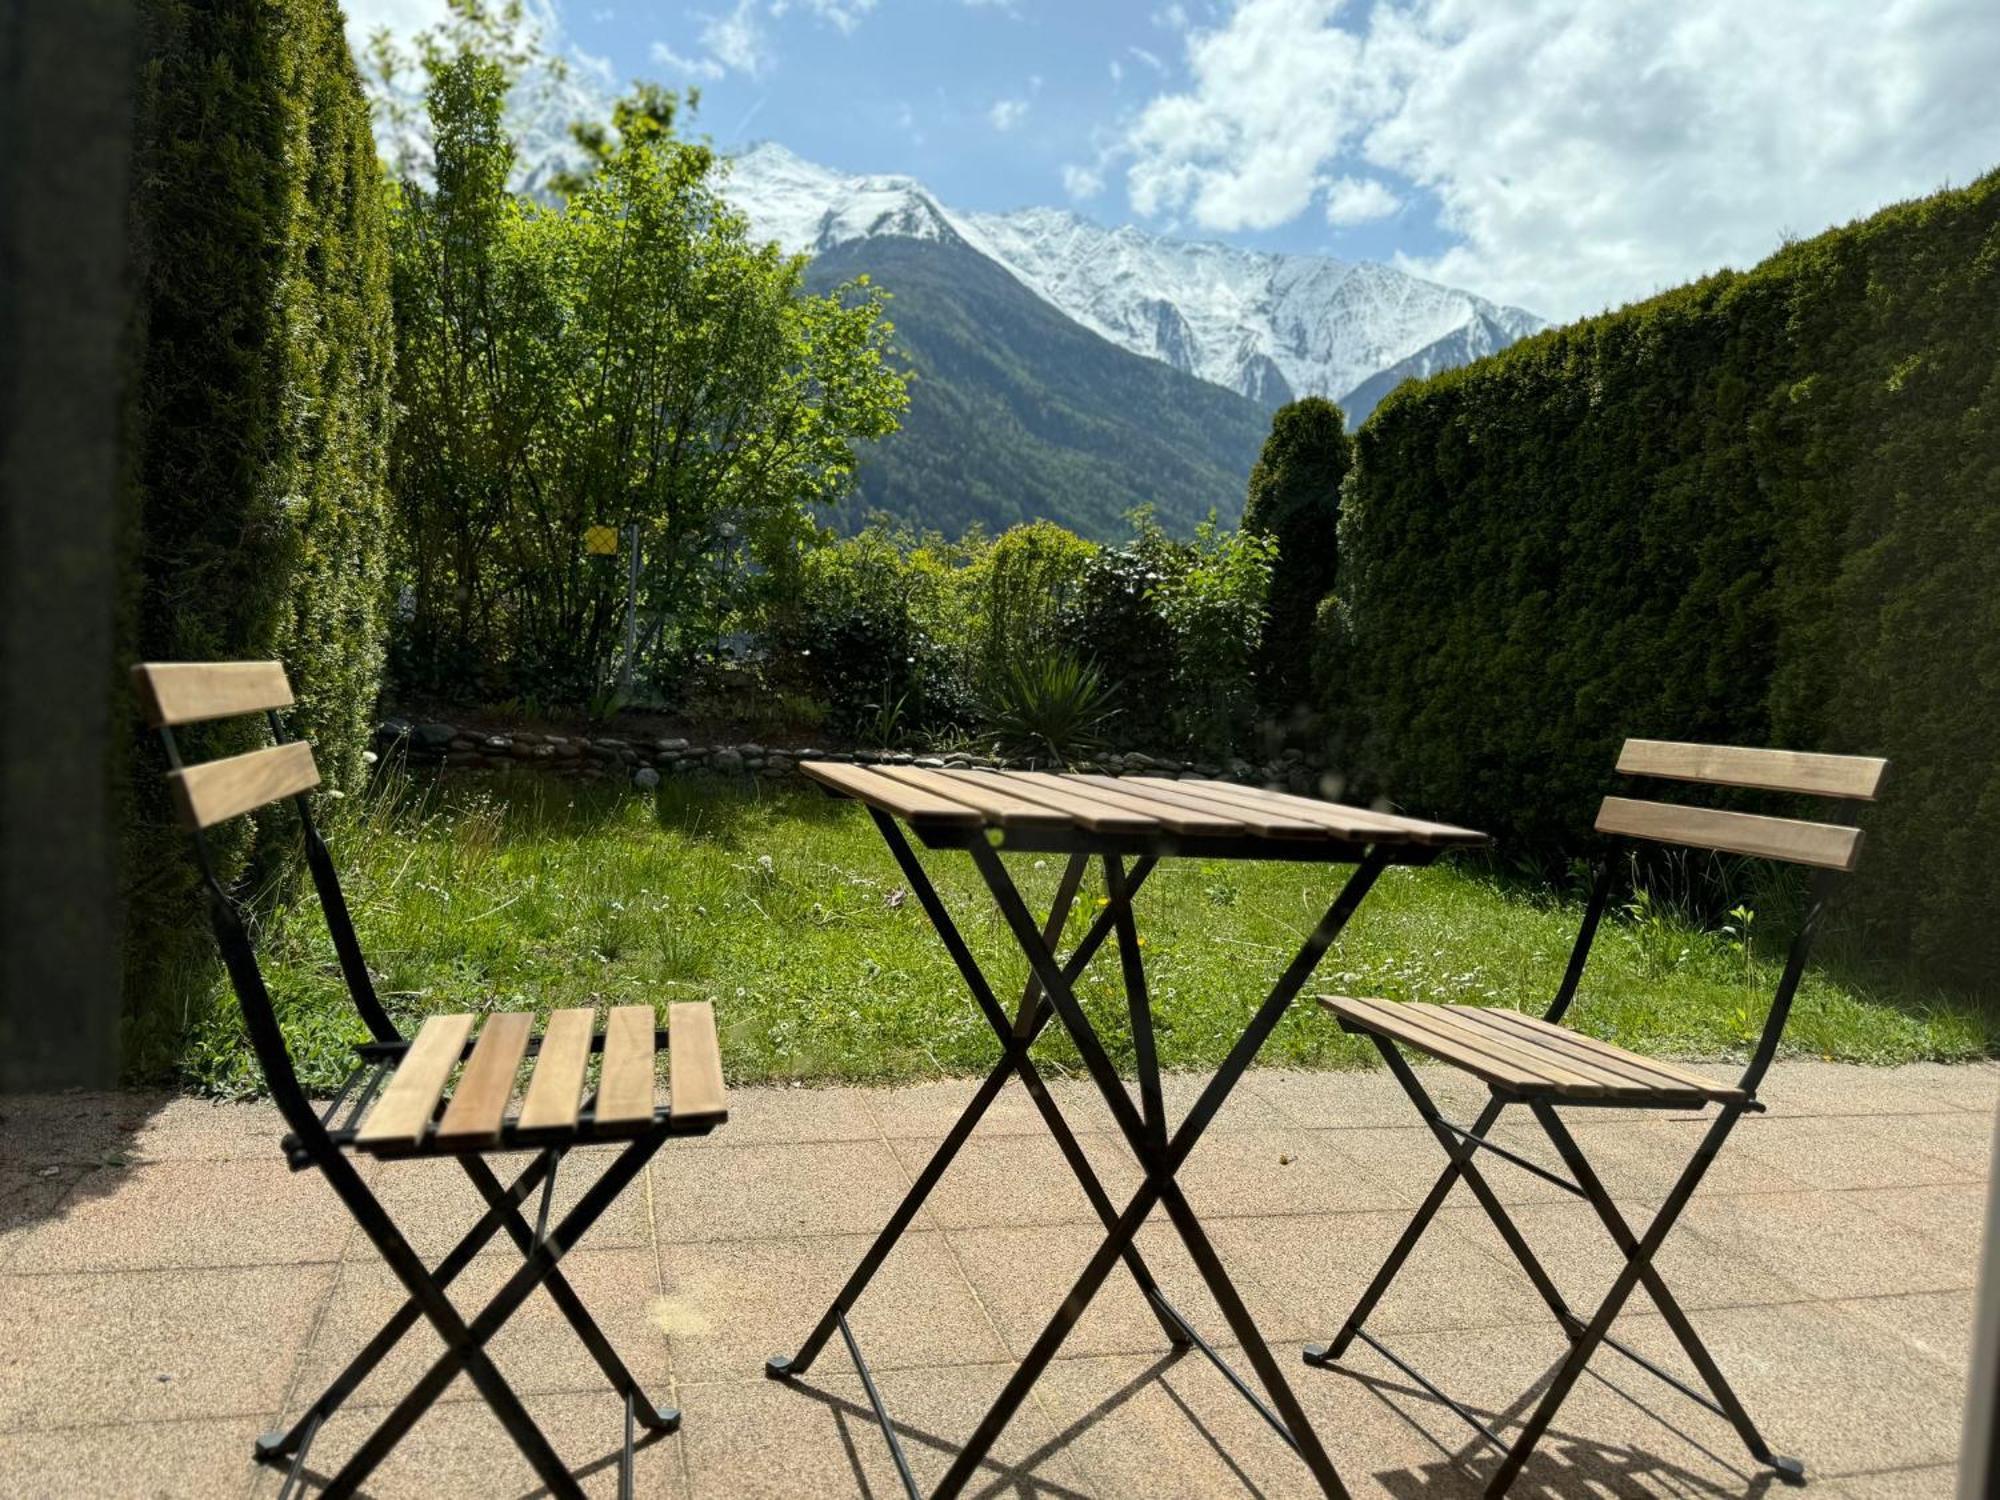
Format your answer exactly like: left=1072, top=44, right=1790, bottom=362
left=140, top=664, right=719, bottom=1500
left=1301, top=741, right=1886, bottom=1495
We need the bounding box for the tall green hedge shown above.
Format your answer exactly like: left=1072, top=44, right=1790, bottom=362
left=121, top=0, right=392, bottom=1069
left=1244, top=396, right=1351, bottom=720
left=1327, top=171, right=2000, bottom=995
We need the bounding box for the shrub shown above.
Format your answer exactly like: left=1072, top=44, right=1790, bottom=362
left=976, top=651, right=1119, bottom=765
left=1325, top=170, right=2000, bottom=994
left=1243, top=397, right=1351, bottom=721
left=120, top=0, right=394, bottom=1071
left=964, top=521, right=1096, bottom=697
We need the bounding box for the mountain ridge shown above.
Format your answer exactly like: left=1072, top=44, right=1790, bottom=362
left=724, top=141, right=1546, bottom=422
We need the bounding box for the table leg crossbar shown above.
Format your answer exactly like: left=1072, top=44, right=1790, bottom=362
left=769, top=819, right=1390, bottom=1499
left=257, top=1117, right=679, bottom=1500
left=1303, top=1037, right=1805, bottom=1495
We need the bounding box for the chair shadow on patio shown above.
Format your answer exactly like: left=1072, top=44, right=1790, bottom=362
left=1335, top=1354, right=1796, bottom=1500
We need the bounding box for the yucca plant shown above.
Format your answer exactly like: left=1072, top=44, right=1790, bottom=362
left=978, top=651, right=1119, bottom=765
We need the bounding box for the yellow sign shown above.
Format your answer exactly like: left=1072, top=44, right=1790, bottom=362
left=583, top=525, right=619, bottom=556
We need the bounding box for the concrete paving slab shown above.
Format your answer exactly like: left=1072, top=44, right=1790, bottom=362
left=1245, top=1067, right=1471, bottom=1132
left=244, top=1388, right=688, bottom=1499
left=123, top=1096, right=300, bottom=1163
left=1749, top=1061, right=1969, bottom=1119
left=946, top=1220, right=1297, bottom=1362
left=678, top=1085, right=882, bottom=1149
left=1609, top=1301, right=1970, bottom=1475
left=1175, top=1130, right=1415, bottom=1218
left=655, top=1229, right=1009, bottom=1379
left=289, top=1247, right=668, bottom=1412
left=1839, top=1183, right=1994, bottom=1262
left=655, top=1139, right=927, bottom=1243
left=1209, top=1208, right=1588, bottom=1340
left=1834, top=1290, right=1977, bottom=1376
left=0, top=1168, right=85, bottom=1273
left=678, top=1362, right=1095, bottom=1500
left=1671, top=1189, right=1977, bottom=1302
left=0, top=1091, right=173, bottom=1171
left=6, top=1160, right=353, bottom=1273
left=0, top=1411, right=272, bottom=1500
left=1818, top=1463, right=1958, bottom=1498
left=0, top=1264, right=331, bottom=1430
left=867, top=1075, right=1118, bottom=1142
left=885, top=1130, right=1140, bottom=1232
left=1884, top=1061, right=2000, bottom=1116
left=1730, top=1113, right=1986, bottom=1192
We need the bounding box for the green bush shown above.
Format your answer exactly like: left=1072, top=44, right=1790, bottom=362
left=1326, top=171, right=2000, bottom=995
left=976, top=651, right=1119, bottom=765
left=120, top=0, right=393, bottom=1070
left=1243, top=397, right=1351, bottom=721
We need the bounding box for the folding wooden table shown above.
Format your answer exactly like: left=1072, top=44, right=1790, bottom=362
left=766, top=762, right=1487, bottom=1499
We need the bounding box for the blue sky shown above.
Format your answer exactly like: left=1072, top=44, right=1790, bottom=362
left=348, top=0, right=2000, bottom=321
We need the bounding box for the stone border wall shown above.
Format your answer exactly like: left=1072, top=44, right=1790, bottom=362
left=373, top=718, right=1332, bottom=795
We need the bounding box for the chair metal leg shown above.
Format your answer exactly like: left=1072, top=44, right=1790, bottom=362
left=1482, top=1102, right=1793, bottom=1495
left=314, top=1117, right=676, bottom=1499
left=1528, top=1102, right=1803, bottom=1485
left=258, top=1146, right=566, bottom=1464
left=462, top=1153, right=679, bottom=1431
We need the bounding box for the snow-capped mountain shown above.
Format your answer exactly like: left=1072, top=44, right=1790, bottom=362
left=723, top=142, right=1545, bottom=417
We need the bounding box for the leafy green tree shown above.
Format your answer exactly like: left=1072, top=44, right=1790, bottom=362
left=1243, top=396, right=1351, bottom=720
left=379, top=20, right=908, bottom=701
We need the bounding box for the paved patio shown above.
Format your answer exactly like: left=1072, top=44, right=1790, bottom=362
left=0, top=1059, right=1993, bottom=1498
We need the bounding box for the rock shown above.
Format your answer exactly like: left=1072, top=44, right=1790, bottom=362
left=509, top=731, right=543, bottom=746
left=632, top=766, right=661, bottom=790
left=481, top=735, right=512, bottom=754
left=595, top=737, right=627, bottom=749
left=527, top=744, right=556, bottom=761
left=740, top=743, right=765, bottom=758
left=656, top=738, right=689, bottom=753
left=710, top=748, right=744, bottom=775
left=510, top=741, right=540, bottom=759
left=415, top=722, right=457, bottom=750
left=765, top=753, right=794, bottom=772
left=913, top=755, right=945, bottom=769
left=447, top=735, right=478, bottom=753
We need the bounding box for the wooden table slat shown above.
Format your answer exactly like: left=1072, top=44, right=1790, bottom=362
left=799, top=761, right=988, bottom=826
left=1105, top=775, right=1330, bottom=838
left=872, top=766, right=1074, bottom=827
left=1145, top=776, right=1484, bottom=847
left=1024, top=772, right=1258, bottom=836
left=929, top=769, right=1160, bottom=834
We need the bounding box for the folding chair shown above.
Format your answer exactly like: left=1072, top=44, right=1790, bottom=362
left=1302, top=739, right=1888, bottom=1495
left=134, top=661, right=728, bottom=1500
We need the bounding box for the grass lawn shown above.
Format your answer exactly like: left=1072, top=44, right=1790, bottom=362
left=182, top=773, right=1996, bottom=1097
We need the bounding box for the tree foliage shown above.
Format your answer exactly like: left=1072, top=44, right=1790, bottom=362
left=1243, top=396, right=1351, bottom=719
left=1324, top=171, right=2000, bottom=995
left=121, top=0, right=394, bottom=1068
left=381, top=23, right=908, bottom=702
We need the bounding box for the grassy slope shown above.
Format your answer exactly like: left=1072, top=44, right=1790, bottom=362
left=183, top=775, right=1995, bottom=1097
left=805, top=235, right=1270, bottom=541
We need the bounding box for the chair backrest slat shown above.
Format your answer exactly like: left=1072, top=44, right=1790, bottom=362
left=1615, top=739, right=1887, bottom=801
left=1595, top=795, right=1862, bottom=872
left=167, top=740, right=320, bottom=830
left=132, top=661, right=293, bottom=727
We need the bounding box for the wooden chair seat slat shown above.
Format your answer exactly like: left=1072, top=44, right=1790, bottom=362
left=799, top=762, right=987, bottom=827
left=1384, top=1003, right=1618, bottom=1096
left=667, top=1001, right=727, bottom=1127
left=1596, top=796, right=1862, bottom=872
left=1321, top=996, right=1555, bottom=1094
left=1465, top=1007, right=1744, bottom=1101
left=1616, top=739, right=1889, bottom=801
left=516, top=1008, right=596, bottom=1132
left=167, top=740, right=320, bottom=830
left=132, top=660, right=294, bottom=727
left=1404, top=1003, right=1692, bottom=1097
left=357, top=1013, right=477, bottom=1148
left=871, top=767, right=1073, bottom=827
left=435, top=1013, right=534, bottom=1147
left=596, top=1005, right=658, bottom=1125
left=930, top=770, right=1161, bottom=834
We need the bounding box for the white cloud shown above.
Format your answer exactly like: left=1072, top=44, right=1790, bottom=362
left=1063, top=164, right=1106, bottom=200
left=700, top=0, right=773, bottom=76
left=1128, top=45, right=1166, bottom=73
left=1109, top=58, right=1125, bottom=84
left=989, top=96, right=1031, bottom=131
left=1323, top=174, right=1399, bottom=226
left=771, top=0, right=878, bottom=34
left=1120, top=0, right=2000, bottom=320
left=651, top=40, right=725, bottom=80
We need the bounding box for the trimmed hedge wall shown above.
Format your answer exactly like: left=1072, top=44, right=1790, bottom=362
left=121, top=0, right=392, bottom=1066
left=1329, top=171, right=2000, bottom=994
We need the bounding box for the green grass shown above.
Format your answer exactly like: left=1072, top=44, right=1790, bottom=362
left=180, top=774, right=1997, bottom=1097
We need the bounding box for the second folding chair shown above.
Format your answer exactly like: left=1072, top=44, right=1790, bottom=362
left=134, top=660, right=729, bottom=1500
left=1304, top=738, right=1886, bottom=1495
